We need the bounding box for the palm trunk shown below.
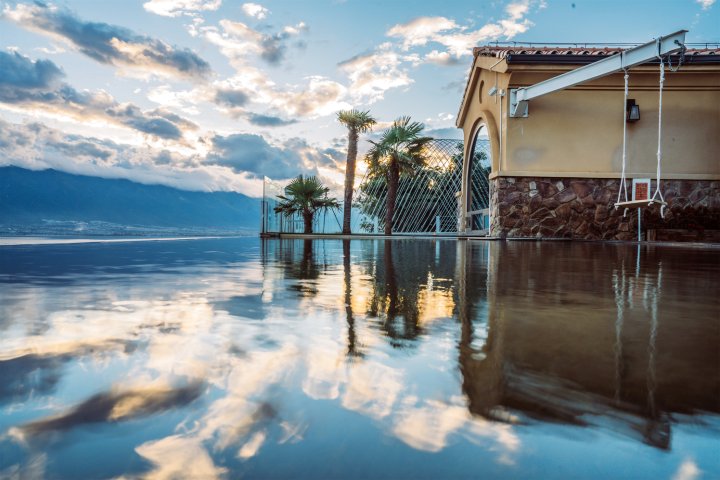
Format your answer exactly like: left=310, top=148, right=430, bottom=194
left=342, top=129, right=358, bottom=235
left=303, top=209, right=313, bottom=234
left=384, top=159, right=400, bottom=235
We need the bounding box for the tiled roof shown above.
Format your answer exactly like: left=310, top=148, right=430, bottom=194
left=474, top=46, right=719, bottom=59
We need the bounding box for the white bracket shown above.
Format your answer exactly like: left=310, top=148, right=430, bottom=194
left=508, top=30, right=686, bottom=118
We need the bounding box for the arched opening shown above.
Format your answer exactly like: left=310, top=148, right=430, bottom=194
left=465, top=126, right=492, bottom=232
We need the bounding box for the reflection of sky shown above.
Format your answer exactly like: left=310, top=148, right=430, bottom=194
left=0, top=237, right=718, bottom=479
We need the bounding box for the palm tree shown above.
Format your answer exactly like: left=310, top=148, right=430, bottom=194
left=274, top=175, right=339, bottom=234
left=337, top=109, right=376, bottom=235
left=365, top=116, right=432, bottom=235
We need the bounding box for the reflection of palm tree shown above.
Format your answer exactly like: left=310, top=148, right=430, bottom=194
left=365, top=240, right=422, bottom=347
left=343, top=240, right=362, bottom=358
left=298, top=239, right=317, bottom=280
left=278, top=239, right=321, bottom=297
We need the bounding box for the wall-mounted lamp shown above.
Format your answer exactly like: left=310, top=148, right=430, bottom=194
left=626, top=99, right=640, bottom=122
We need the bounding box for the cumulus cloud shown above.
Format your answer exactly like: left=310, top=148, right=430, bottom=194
left=242, top=3, right=269, bottom=20
left=0, top=51, right=197, bottom=140
left=0, top=50, right=63, bottom=89
left=214, top=88, right=250, bottom=108
left=201, top=21, right=348, bottom=117
left=0, top=118, right=262, bottom=194
left=338, top=46, right=414, bottom=103
left=143, top=0, right=222, bottom=17
left=424, top=50, right=461, bottom=66
left=387, top=17, right=459, bottom=50
left=245, top=113, right=297, bottom=127
left=696, top=0, right=715, bottom=8
left=3, top=2, right=211, bottom=80
left=386, top=0, right=535, bottom=62
left=210, top=18, right=307, bottom=66
left=0, top=116, right=347, bottom=195
left=207, top=133, right=341, bottom=180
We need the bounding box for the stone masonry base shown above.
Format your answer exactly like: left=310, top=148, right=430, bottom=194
left=490, top=177, right=720, bottom=240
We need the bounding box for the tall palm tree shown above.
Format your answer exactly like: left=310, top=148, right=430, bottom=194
left=274, top=175, right=339, bottom=234
left=337, top=109, right=376, bottom=235
left=365, top=116, right=432, bottom=235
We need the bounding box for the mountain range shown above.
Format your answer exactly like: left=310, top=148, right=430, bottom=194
left=0, top=166, right=260, bottom=235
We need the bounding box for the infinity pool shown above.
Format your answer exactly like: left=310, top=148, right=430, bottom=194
left=0, top=237, right=718, bottom=479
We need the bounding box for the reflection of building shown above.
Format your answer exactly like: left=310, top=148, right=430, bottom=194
left=456, top=241, right=719, bottom=449
left=456, top=43, right=720, bottom=240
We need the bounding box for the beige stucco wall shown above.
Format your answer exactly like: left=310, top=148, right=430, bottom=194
left=458, top=60, right=720, bottom=181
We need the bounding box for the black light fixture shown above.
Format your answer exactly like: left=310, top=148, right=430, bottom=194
left=626, top=99, right=640, bottom=122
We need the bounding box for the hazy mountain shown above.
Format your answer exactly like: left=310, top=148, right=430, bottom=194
left=0, top=166, right=260, bottom=235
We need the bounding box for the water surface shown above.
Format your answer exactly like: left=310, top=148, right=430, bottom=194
left=0, top=237, right=718, bottom=479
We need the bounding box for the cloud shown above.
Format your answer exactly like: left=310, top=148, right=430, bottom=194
left=385, top=1, right=535, bottom=62
left=424, top=50, right=461, bottom=66
left=0, top=52, right=197, bottom=140
left=0, top=118, right=264, bottom=194
left=208, top=133, right=338, bottom=179
left=3, top=2, right=211, bottom=80
left=242, top=3, right=269, bottom=20
left=696, top=0, right=715, bottom=8
left=387, top=17, right=459, bottom=50
left=143, top=0, right=222, bottom=17
left=204, top=19, right=347, bottom=118
left=211, top=19, right=307, bottom=66
left=245, top=112, right=297, bottom=127
left=214, top=88, right=250, bottom=108
left=338, top=46, right=413, bottom=103
left=0, top=51, right=63, bottom=89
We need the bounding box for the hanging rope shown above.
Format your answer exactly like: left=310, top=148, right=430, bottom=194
left=650, top=45, right=667, bottom=218
left=616, top=67, right=630, bottom=216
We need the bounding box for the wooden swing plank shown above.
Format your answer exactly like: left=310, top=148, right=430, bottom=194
left=614, top=199, right=667, bottom=209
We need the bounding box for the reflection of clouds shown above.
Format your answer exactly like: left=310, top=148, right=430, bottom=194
left=238, top=430, right=267, bottom=459
left=673, top=458, right=701, bottom=480
left=2, top=240, right=525, bottom=477
left=302, top=339, right=345, bottom=400
left=392, top=397, right=467, bottom=452
left=11, top=382, right=204, bottom=442
left=198, top=345, right=298, bottom=451
left=135, top=435, right=227, bottom=480
left=342, top=362, right=403, bottom=420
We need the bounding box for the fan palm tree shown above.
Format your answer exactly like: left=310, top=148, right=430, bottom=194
left=365, top=116, right=432, bottom=235
left=274, top=175, right=339, bottom=234
left=337, top=109, right=376, bottom=235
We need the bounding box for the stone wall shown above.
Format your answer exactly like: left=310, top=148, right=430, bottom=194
left=490, top=177, right=720, bottom=240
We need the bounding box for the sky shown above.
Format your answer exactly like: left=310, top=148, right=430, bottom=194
left=0, top=0, right=717, bottom=197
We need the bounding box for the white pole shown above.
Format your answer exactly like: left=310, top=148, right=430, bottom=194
left=637, top=208, right=641, bottom=242
left=261, top=177, right=266, bottom=234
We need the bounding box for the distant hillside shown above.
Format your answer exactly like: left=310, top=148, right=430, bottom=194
left=0, top=166, right=260, bottom=234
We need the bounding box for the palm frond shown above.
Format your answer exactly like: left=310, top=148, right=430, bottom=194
left=274, top=175, right=338, bottom=216
left=337, top=109, right=377, bottom=133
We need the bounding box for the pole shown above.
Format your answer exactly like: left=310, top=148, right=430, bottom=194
left=261, top=177, right=266, bottom=234
left=637, top=208, right=641, bottom=242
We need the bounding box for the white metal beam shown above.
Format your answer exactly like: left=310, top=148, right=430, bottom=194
left=509, top=30, right=687, bottom=117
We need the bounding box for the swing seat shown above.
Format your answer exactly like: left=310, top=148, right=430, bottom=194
left=614, top=199, right=667, bottom=210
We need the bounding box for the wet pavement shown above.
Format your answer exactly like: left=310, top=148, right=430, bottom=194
left=0, top=237, right=718, bottom=479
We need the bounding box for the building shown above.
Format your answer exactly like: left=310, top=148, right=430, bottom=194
left=456, top=43, right=720, bottom=240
